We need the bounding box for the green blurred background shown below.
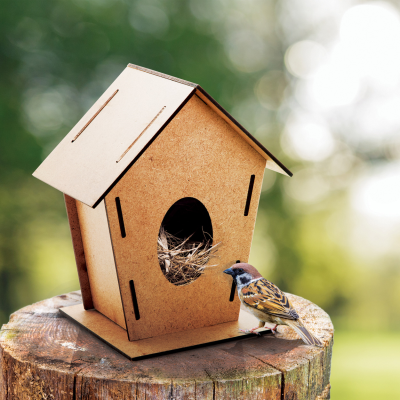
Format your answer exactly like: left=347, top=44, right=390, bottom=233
left=1, top=0, right=400, bottom=397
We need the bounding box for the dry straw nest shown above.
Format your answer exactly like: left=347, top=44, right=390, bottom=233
left=157, top=227, right=220, bottom=286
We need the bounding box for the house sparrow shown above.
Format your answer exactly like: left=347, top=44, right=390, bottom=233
left=224, top=263, right=322, bottom=346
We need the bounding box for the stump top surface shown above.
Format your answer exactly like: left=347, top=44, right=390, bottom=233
left=0, top=292, right=334, bottom=399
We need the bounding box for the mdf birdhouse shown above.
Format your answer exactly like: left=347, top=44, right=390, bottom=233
left=33, top=64, right=292, bottom=359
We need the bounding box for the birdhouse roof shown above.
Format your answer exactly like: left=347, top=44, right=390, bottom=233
left=33, top=64, right=292, bottom=208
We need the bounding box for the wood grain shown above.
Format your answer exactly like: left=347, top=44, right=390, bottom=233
left=60, top=303, right=287, bottom=360
left=0, top=291, right=333, bottom=399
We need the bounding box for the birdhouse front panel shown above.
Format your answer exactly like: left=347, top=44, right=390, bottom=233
left=104, top=94, right=266, bottom=341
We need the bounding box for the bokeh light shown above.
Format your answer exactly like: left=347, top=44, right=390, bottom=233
left=352, top=162, right=400, bottom=221
left=285, top=40, right=328, bottom=79
left=282, top=115, right=335, bottom=162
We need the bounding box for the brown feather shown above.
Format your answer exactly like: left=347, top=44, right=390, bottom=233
left=231, top=263, right=262, bottom=279
left=240, top=279, right=299, bottom=321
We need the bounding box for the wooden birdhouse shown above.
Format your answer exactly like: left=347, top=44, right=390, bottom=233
left=33, top=64, right=292, bottom=359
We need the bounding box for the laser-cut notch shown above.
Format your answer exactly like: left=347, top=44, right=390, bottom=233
left=115, top=197, right=126, bottom=238
left=117, top=106, right=166, bottom=162
left=244, top=175, right=255, bottom=216
left=129, top=280, right=141, bottom=320
left=229, top=260, right=240, bottom=302
left=71, top=89, right=119, bottom=143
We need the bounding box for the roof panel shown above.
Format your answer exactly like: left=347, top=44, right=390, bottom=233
left=33, top=67, right=195, bottom=207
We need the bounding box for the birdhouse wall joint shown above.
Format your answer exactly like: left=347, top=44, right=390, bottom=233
left=115, top=197, right=126, bottom=238
left=229, top=259, right=240, bottom=301
left=244, top=175, right=256, bottom=216
left=129, top=280, right=141, bottom=321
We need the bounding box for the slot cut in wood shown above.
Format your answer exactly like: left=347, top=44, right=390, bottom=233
left=244, top=175, right=255, bottom=216
left=71, top=89, right=119, bottom=143
left=129, top=280, right=140, bottom=320
left=116, top=106, right=166, bottom=162
left=229, top=260, right=240, bottom=302
left=115, top=197, right=126, bottom=238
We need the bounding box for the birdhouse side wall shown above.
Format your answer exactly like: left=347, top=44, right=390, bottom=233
left=64, top=194, right=93, bottom=310
left=76, top=200, right=126, bottom=330
left=105, top=94, right=266, bottom=341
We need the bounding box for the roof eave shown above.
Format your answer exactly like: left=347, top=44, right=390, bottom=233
left=194, top=87, right=293, bottom=177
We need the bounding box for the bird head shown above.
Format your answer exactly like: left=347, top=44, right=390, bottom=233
left=223, top=263, right=262, bottom=287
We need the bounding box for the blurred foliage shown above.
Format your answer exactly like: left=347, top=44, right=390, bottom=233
left=331, top=331, right=400, bottom=399
left=1, top=0, right=400, bottom=396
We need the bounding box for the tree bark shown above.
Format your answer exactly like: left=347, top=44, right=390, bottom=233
left=0, top=291, right=333, bottom=399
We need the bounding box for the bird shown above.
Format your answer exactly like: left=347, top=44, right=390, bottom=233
left=223, top=263, right=322, bottom=346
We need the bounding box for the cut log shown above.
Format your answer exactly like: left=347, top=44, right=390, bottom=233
left=0, top=291, right=333, bottom=399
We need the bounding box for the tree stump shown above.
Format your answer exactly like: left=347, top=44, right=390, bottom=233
left=0, top=291, right=333, bottom=399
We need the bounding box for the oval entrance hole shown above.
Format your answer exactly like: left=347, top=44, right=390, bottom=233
left=158, top=197, right=215, bottom=286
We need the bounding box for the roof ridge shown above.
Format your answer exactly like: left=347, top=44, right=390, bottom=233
left=128, top=64, right=292, bottom=178
left=128, top=63, right=198, bottom=88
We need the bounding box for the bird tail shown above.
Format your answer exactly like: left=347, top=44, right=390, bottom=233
left=286, top=319, right=323, bottom=347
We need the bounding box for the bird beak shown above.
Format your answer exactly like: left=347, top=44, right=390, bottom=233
left=223, top=268, right=234, bottom=276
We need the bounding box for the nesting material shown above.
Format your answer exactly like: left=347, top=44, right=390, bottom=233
left=158, top=227, right=220, bottom=286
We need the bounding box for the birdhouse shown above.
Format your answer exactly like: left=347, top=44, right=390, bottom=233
left=33, top=64, right=292, bottom=359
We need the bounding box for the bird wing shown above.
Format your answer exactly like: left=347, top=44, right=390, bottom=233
left=240, top=278, right=299, bottom=320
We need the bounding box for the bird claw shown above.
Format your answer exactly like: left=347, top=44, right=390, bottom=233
left=239, top=329, right=261, bottom=336
left=265, top=324, right=278, bottom=335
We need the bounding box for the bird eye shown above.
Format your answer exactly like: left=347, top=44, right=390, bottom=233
left=237, top=268, right=244, bottom=274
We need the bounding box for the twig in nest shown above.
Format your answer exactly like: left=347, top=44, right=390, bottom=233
left=157, top=227, right=220, bottom=286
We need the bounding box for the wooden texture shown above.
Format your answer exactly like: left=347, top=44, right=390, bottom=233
left=194, top=89, right=291, bottom=177
left=105, top=95, right=266, bottom=341
left=128, top=63, right=292, bottom=178
left=0, top=292, right=333, bottom=400
left=33, top=66, right=195, bottom=207
left=64, top=194, right=93, bottom=310
left=60, top=304, right=274, bottom=360
left=76, top=200, right=126, bottom=330
left=33, top=64, right=292, bottom=209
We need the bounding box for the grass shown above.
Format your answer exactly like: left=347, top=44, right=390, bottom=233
left=331, top=330, right=400, bottom=399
